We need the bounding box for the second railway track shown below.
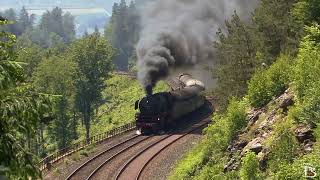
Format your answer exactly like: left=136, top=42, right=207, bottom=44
left=66, top=134, right=144, bottom=180
left=115, top=119, right=209, bottom=180
left=79, top=117, right=210, bottom=180
left=66, top=102, right=212, bottom=180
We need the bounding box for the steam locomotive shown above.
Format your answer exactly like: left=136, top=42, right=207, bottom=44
left=135, top=74, right=206, bottom=134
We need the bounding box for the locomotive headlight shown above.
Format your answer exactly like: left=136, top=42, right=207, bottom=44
left=157, top=118, right=160, bottom=121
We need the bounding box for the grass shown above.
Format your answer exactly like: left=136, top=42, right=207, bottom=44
left=77, top=74, right=169, bottom=139
left=169, top=99, right=248, bottom=180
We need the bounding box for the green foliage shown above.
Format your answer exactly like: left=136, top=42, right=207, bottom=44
left=248, top=55, right=291, bottom=108
left=106, top=0, right=140, bottom=70
left=69, top=34, right=115, bottom=141
left=39, top=7, right=75, bottom=44
left=290, top=24, right=320, bottom=125
left=0, top=7, right=34, bottom=36
left=292, top=24, right=320, bottom=99
left=18, top=27, right=65, bottom=49
left=267, top=118, right=298, bottom=172
left=253, top=0, right=301, bottom=58
left=77, top=75, right=169, bottom=139
left=247, top=70, right=272, bottom=108
left=292, top=0, right=320, bottom=25
left=16, top=44, right=44, bottom=78
left=173, top=2, right=320, bottom=180
left=0, top=19, right=53, bottom=179
left=214, top=13, right=264, bottom=109
left=272, top=126, right=320, bottom=179
left=240, top=151, right=260, bottom=180
left=170, top=99, right=248, bottom=180
left=291, top=90, right=320, bottom=125
left=213, top=0, right=303, bottom=111
left=32, top=55, right=77, bottom=149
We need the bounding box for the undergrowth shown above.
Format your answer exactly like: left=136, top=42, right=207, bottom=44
left=170, top=24, right=320, bottom=180
left=169, top=99, right=248, bottom=180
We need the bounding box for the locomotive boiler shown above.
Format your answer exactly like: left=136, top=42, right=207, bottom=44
left=135, top=74, right=206, bottom=134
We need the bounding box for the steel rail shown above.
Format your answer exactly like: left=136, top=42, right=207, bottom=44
left=86, top=136, right=153, bottom=180
left=66, top=134, right=140, bottom=180
left=115, top=120, right=210, bottom=180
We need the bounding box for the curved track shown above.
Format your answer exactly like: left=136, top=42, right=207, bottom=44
left=113, top=119, right=209, bottom=180
left=66, top=101, right=212, bottom=180
left=85, top=135, right=155, bottom=180
left=65, top=134, right=143, bottom=180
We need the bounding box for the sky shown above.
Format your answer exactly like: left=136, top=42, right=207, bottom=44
left=0, top=0, right=129, bottom=36
left=102, top=0, right=123, bottom=12
left=0, top=0, right=127, bottom=14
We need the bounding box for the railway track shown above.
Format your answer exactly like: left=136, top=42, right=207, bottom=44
left=65, top=134, right=144, bottom=180
left=65, top=101, right=212, bottom=180
left=80, top=118, right=209, bottom=180
left=115, top=120, right=209, bottom=180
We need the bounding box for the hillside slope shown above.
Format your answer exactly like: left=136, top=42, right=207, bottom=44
left=77, top=74, right=169, bottom=140
left=170, top=25, right=320, bottom=179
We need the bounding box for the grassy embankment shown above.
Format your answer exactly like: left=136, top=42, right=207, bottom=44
left=170, top=25, right=320, bottom=179
left=77, top=74, right=169, bottom=139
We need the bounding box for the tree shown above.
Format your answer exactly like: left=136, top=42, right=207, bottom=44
left=94, top=25, right=100, bottom=36
left=18, top=7, right=33, bottom=34
left=19, top=27, right=64, bottom=49
left=69, top=34, right=115, bottom=141
left=253, top=0, right=300, bottom=59
left=39, top=7, right=75, bottom=44
left=214, top=13, right=264, bottom=109
left=127, top=1, right=140, bottom=54
left=105, top=1, right=140, bottom=71
left=32, top=56, right=77, bottom=149
left=62, top=12, right=76, bottom=43
left=0, top=19, right=52, bottom=179
left=292, top=0, right=320, bottom=26
left=40, top=7, right=64, bottom=38
left=0, top=8, right=34, bottom=36
left=83, top=29, right=89, bottom=37
left=0, top=9, right=20, bottom=36
left=16, top=44, right=43, bottom=78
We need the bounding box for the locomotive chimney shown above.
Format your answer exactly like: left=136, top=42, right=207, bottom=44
left=145, top=85, right=153, bottom=96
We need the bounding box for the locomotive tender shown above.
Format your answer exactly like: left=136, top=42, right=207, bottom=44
left=135, top=74, right=206, bottom=134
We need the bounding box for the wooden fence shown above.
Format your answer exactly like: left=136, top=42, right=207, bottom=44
left=39, top=122, right=136, bottom=171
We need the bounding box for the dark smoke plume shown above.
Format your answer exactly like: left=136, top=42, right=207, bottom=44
left=136, top=0, right=257, bottom=92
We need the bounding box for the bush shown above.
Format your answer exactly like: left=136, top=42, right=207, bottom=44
left=290, top=87, right=320, bottom=125
left=169, top=99, right=248, bottom=180
left=290, top=24, right=320, bottom=125
left=240, top=151, right=260, bottom=180
left=274, top=139, right=320, bottom=179
left=292, top=24, right=320, bottom=99
left=268, top=118, right=298, bottom=172
left=248, top=55, right=291, bottom=108
left=206, top=99, right=247, bottom=150
left=247, top=70, right=273, bottom=108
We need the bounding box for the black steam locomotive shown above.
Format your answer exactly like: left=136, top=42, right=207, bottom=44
left=135, top=74, right=206, bottom=134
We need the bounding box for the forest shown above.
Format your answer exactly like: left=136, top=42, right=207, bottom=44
left=1, top=0, right=320, bottom=179
left=0, top=0, right=144, bottom=179
left=170, top=0, right=320, bottom=179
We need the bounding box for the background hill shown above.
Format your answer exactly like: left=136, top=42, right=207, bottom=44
left=0, top=0, right=125, bottom=35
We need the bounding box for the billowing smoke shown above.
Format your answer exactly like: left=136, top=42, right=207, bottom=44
left=137, top=0, right=257, bottom=94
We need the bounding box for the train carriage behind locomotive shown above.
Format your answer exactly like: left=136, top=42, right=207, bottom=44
left=135, top=74, right=206, bottom=134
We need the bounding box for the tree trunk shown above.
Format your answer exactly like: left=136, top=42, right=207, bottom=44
left=72, top=111, right=78, bottom=140
left=84, top=109, right=91, bottom=143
